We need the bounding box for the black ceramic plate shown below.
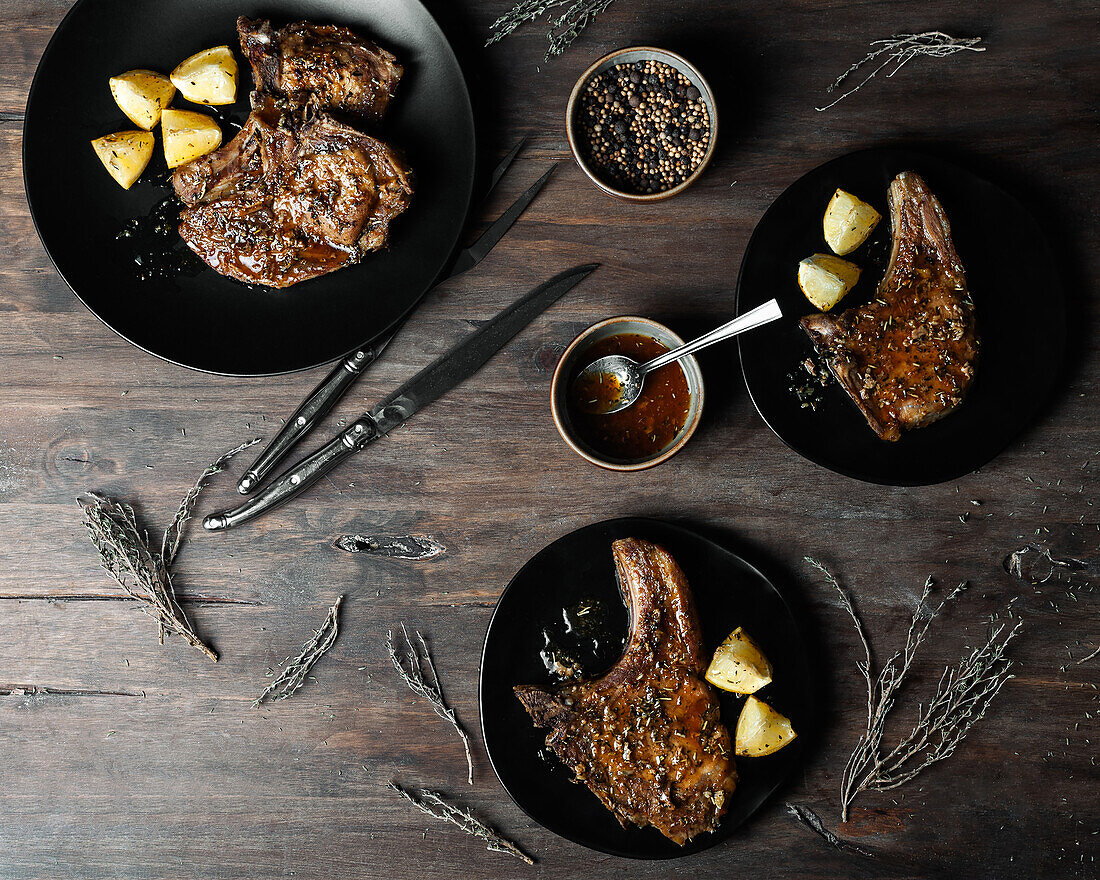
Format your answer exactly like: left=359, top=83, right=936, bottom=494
left=480, top=518, right=810, bottom=859
left=736, top=148, right=1066, bottom=485
left=24, top=0, right=474, bottom=376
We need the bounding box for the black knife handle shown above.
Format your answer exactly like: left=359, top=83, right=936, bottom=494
left=205, top=415, right=381, bottom=531
left=237, top=347, right=379, bottom=495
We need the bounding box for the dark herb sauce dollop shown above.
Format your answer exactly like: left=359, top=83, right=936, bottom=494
left=539, top=597, right=620, bottom=683
left=115, top=175, right=204, bottom=282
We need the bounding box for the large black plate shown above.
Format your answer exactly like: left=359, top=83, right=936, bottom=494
left=24, top=0, right=474, bottom=376
left=480, top=518, right=810, bottom=859
left=736, top=149, right=1066, bottom=485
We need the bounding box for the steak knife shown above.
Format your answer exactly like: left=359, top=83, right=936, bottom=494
left=204, top=264, right=598, bottom=531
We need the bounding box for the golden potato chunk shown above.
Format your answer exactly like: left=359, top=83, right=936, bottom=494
left=823, top=188, right=881, bottom=256
left=735, top=695, right=797, bottom=757
left=161, top=108, right=222, bottom=169
left=705, top=627, right=773, bottom=694
left=109, top=69, right=175, bottom=130
left=91, top=131, right=155, bottom=189
left=170, top=46, right=238, bottom=105
left=798, top=253, right=861, bottom=311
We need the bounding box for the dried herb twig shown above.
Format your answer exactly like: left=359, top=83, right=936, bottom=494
left=817, top=32, right=985, bottom=111
left=388, top=626, right=474, bottom=784
left=163, top=443, right=261, bottom=567
left=486, top=0, right=616, bottom=61
left=77, top=439, right=261, bottom=661
left=806, top=557, right=1020, bottom=822
left=388, top=782, right=534, bottom=865
left=254, top=596, right=344, bottom=707
left=1076, top=644, right=1100, bottom=665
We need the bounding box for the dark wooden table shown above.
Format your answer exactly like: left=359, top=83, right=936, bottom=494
left=1, top=1, right=1096, bottom=877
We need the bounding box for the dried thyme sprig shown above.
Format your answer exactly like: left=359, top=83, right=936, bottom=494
left=388, top=626, right=474, bottom=784
left=162, top=441, right=262, bottom=568
left=486, top=0, right=616, bottom=61
left=79, top=493, right=217, bottom=660
left=1077, top=644, right=1100, bottom=665
left=254, top=596, right=344, bottom=707
left=77, top=438, right=261, bottom=662
left=817, top=32, right=985, bottom=111
left=388, top=782, right=535, bottom=865
left=806, top=557, right=1020, bottom=822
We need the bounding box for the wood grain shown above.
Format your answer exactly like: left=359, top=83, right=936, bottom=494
left=0, top=0, right=1097, bottom=878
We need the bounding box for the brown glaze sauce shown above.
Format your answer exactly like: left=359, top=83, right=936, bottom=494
left=568, top=333, right=691, bottom=460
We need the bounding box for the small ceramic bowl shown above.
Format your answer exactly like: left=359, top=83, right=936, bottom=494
left=551, top=317, right=704, bottom=471
left=566, top=47, right=718, bottom=202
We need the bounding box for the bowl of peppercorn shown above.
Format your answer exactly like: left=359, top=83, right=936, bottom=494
left=567, top=47, right=717, bottom=202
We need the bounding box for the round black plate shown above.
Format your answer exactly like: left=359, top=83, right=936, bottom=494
left=736, top=148, right=1066, bottom=485
left=24, top=0, right=474, bottom=376
left=480, top=518, right=810, bottom=859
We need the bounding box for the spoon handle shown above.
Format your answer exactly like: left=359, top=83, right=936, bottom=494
left=641, top=299, right=783, bottom=374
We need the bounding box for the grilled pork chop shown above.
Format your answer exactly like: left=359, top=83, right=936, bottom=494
left=801, top=172, right=978, bottom=441
left=173, top=97, right=413, bottom=288
left=238, top=17, right=403, bottom=121
left=515, top=538, right=736, bottom=845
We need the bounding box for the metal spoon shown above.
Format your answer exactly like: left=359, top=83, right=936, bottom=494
left=574, top=299, right=783, bottom=414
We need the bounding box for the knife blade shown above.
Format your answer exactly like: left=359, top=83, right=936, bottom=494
left=445, top=163, right=557, bottom=279
left=484, top=135, right=527, bottom=199
left=203, top=263, right=598, bottom=531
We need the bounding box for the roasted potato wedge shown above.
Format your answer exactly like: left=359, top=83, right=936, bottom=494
left=824, top=188, right=881, bottom=256
left=161, top=108, right=222, bottom=169
left=91, top=130, right=155, bottom=189
left=798, top=253, right=861, bottom=311
left=705, top=627, right=773, bottom=694
left=109, top=69, right=175, bottom=130
left=170, top=46, right=238, bottom=105
left=734, top=695, right=797, bottom=757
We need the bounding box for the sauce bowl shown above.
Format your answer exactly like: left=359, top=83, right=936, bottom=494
left=551, top=317, right=704, bottom=470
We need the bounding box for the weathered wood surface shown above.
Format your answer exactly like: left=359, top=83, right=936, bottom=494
left=0, top=1, right=1097, bottom=877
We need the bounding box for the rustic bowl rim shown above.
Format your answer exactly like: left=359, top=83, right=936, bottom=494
left=550, top=315, right=705, bottom=471
left=565, top=46, right=718, bottom=203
